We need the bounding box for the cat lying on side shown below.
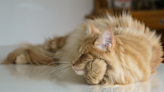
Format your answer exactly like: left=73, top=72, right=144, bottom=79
left=3, top=14, right=163, bottom=85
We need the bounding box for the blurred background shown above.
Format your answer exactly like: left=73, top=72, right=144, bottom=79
left=0, top=0, right=93, bottom=46
left=0, top=0, right=164, bottom=47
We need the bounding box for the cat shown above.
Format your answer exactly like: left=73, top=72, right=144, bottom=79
left=3, top=14, right=163, bottom=85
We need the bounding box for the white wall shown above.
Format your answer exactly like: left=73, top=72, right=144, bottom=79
left=0, top=0, right=93, bottom=46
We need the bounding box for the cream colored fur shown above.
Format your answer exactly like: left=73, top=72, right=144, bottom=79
left=3, top=14, right=163, bottom=85
left=72, top=14, right=163, bottom=85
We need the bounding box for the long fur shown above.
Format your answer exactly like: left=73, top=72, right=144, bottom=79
left=3, top=14, right=163, bottom=85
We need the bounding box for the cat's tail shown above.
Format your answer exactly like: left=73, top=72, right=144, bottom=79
left=2, top=44, right=55, bottom=65
left=144, top=27, right=164, bottom=73
left=3, top=36, right=67, bottom=65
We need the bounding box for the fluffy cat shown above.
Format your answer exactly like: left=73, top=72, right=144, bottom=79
left=3, top=14, right=163, bottom=85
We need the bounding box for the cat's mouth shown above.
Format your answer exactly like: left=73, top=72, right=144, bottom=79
left=75, top=69, right=85, bottom=71
left=73, top=68, right=86, bottom=75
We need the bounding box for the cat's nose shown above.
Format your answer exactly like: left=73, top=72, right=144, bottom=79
left=72, top=63, right=75, bottom=66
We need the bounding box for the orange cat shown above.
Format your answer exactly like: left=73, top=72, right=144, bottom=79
left=3, top=14, right=163, bottom=85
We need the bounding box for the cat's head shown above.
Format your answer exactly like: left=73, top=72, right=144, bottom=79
left=72, top=22, right=115, bottom=75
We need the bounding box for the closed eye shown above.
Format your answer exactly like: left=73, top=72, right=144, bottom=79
left=81, top=54, right=85, bottom=57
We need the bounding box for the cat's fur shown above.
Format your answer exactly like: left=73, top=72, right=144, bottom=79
left=3, top=14, right=163, bottom=85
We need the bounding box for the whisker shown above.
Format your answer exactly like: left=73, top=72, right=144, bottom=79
left=37, top=59, right=72, bottom=75
left=43, top=57, right=70, bottom=65
left=47, top=65, right=71, bottom=78
left=36, top=62, right=57, bottom=75
left=54, top=61, right=71, bottom=64
left=36, top=65, right=71, bottom=83
left=54, top=66, right=71, bottom=75
left=55, top=68, right=72, bottom=81
left=45, top=65, right=70, bottom=74
left=37, top=66, right=72, bottom=83
left=52, top=68, right=72, bottom=82
left=37, top=63, right=70, bottom=77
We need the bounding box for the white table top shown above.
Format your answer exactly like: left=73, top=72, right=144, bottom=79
left=0, top=45, right=164, bottom=92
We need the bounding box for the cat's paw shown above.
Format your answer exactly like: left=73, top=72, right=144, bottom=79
left=84, top=59, right=107, bottom=84
left=44, top=36, right=66, bottom=52
left=15, top=53, right=28, bottom=64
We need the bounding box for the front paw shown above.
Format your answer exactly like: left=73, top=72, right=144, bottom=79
left=84, top=59, right=107, bottom=84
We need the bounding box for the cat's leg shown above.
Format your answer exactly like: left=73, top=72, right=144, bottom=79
left=84, top=59, right=107, bottom=84
left=43, top=36, right=67, bottom=52
left=15, top=53, right=28, bottom=64
left=3, top=36, right=67, bottom=65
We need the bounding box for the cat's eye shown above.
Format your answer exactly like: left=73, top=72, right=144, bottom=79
left=81, top=54, right=85, bottom=57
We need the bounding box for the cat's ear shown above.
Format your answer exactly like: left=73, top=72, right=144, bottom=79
left=94, top=29, right=114, bottom=51
left=87, top=21, right=100, bottom=37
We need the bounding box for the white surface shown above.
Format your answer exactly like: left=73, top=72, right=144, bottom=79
left=0, top=46, right=164, bottom=92
left=0, top=0, right=93, bottom=45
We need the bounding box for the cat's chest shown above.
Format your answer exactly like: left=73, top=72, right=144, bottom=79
left=58, top=27, right=88, bottom=62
